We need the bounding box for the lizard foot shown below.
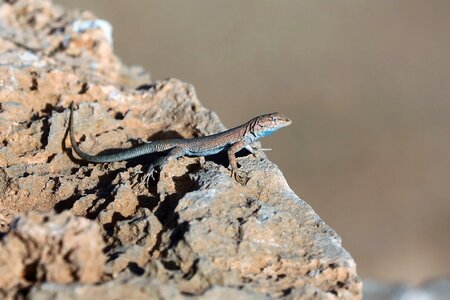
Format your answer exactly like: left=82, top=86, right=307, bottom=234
left=231, top=170, right=249, bottom=185
left=143, top=165, right=159, bottom=187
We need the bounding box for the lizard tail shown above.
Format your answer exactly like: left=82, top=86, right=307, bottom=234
left=69, top=102, right=109, bottom=162
left=69, top=103, right=174, bottom=163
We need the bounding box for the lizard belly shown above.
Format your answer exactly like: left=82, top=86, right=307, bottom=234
left=185, top=146, right=226, bottom=157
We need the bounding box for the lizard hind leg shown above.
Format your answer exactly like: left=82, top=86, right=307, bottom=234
left=144, top=146, right=185, bottom=185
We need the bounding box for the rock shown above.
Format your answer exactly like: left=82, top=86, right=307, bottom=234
left=28, top=278, right=273, bottom=300
left=28, top=278, right=182, bottom=300
left=97, top=184, right=140, bottom=226
left=0, top=0, right=362, bottom=298
left=104, top=207, right=162, bottom=276
left=0, top=211, right=105, bottom=291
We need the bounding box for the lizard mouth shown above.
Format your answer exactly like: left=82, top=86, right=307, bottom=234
left=278, top=115, right=292, bottom=127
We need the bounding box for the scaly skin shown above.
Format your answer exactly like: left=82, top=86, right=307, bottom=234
left=69, top=103, right=291, bottom=182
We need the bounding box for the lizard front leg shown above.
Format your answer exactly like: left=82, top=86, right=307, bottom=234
left=227, top=140, right=248, bottom=184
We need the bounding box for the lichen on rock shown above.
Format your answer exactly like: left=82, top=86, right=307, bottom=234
left=0, top=0, right=362, bottom=299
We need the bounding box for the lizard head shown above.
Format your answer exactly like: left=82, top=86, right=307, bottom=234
left=251, top=113, right=292, bottom=139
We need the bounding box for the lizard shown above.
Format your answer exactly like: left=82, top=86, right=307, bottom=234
left=69, top=103, right=292, bottom=183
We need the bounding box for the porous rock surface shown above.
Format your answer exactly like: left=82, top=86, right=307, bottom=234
left=0, top=0, right=362, bottom=299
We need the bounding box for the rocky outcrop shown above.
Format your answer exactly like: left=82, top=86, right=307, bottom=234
left=0, top=0, right=362, bottom=298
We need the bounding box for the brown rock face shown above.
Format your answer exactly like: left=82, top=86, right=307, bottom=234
left=0, top=0, right=362, bottom=299
left=0, top=211, right=104, bottom=289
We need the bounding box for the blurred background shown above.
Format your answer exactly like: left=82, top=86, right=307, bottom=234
left=55, top=0, right=450, bottom=284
